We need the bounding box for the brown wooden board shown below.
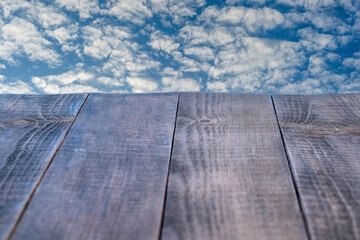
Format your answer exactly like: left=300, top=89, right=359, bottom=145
left=273, top=94, right=360, bottom=240
left=161, top=93, right=308, bottom=240
left=0, top=94, right=87, bottom=240
left=12, top=93, right=179, bottom=240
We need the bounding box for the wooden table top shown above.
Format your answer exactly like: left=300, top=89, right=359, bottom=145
left=0, top=93, right=359, bottom=240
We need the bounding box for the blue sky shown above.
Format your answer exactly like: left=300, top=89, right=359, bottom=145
left=0, top=0, right=359, bottom=94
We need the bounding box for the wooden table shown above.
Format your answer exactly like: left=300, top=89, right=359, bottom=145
left=0, top=93, right=359, bottom=240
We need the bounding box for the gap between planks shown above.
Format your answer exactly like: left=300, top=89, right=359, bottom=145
left=270, top=95, right=312, bottom=240
left=6, top=94, right=90, bottom=240
left=160, top=93, right=308, bottom=239
left=158, top=93, right=180, bottom=240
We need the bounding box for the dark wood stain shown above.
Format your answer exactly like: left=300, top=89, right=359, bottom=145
left=273, top=94, right=360, bottom=240
left=11, top=93, right=178, bottom=240
left=161, top=93, right=308, bottom=240
left=0, top=94, right=87, bottom=240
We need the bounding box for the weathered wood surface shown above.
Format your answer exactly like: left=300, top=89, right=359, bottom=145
left=0, top=94, right=87, bottom=240
left=273, top=94, right=360, bottom=240
left=161, top=93, right=308, bottom=240
left=12, top=93, right=178, bottom=240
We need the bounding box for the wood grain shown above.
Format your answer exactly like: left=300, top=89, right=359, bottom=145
left=161, top=93, right=308, bottom=240
left=0, top=94, right=87, bottom=240
left=12, top=93, right=179, bottom=240
left=273, top=94, right=360, bottom=240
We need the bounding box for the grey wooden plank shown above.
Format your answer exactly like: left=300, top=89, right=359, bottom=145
left=12, top=93, right=179, bottom=240
left=273, top=94, right=360, bottom=240
left=161, top=93, right=308, bottom=240
left=0, top=94, right=87, bottom=240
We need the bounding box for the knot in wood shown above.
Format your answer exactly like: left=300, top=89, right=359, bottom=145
left=197, top=118, right=213, bottom=125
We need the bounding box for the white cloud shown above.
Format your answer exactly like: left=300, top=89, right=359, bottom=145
left=32, top=82, right=99, bottom=94
left=55, top=0, right=99, bottom=19
left=276, top=0, right=336, bottom=10
left=180, top=25, right=235, bottom=46
left=98, top=34, right=161, bottom=80
left=48, top=27, right=72, bottom=44
left=228, top=71, right=263, bottom=92
left=0, top=0, right=31, bottom=18
left=26, top=2, right=69, bottom=29
left=33, top=69, right=94, bottom=85
left=150, top=0, right=199, bottom=25
left=82, top=24, right=131, bottom=60
left=126, top=53, right=162, bottom=72
left=298, top=27, right=338, bottom=52
left=85, top=39, right=112, bottom=59
left=166, top=1, right=197, bottom=25
left=206, top=81, right=228, bottom=92
left=173, top=54, right=207, bottom=73
left=210, top=37, right=304, bottom=78
left=100, top=42, right=138, bottom=77
left=163, top=67, right=181, bottom=76
left=47, top=25, right=78, bottom=45
left=103, top=25, right=131, bottom=43
left=242, top=7, right=285, bottom=32
left=1, top=0, right=81, bottom=59
left=276, top=0, right=358, bottom=12
left=97, top=76, right=124, bottom=86
left=83, top=26, right=112, bottom=59
left=101, top=51, right=128, bottom=78
left=31, top=69, right=96, bottom=93
left=307, top=53, right=334, bottom=75
left=226, top=0, right=266, bottom=5
left=1, top=17, right=61, bottom=67
left=285, top=11, right=351, bottom=35
left=196, top=0, right=206, bottom=7
left=343, top=56, right=360, bottom=71
left=0, top=79, right=34, bottom=94
left=353, top=11, right=360, bottom=35
left=278, top=79, right=325, bottom=94
left=149, top=31, right=180, bottom=54
left=262, top=69, right=300, bottom=90
left=339, top=79, right=360, bottom=92
left=161, top=77, right=201, bottom=91
left=308, top=15, right=349, bottom=33
left=36, top=11, right=67, bottom=28
left=180, top=36, right=310, bottom=93
left=199, top=6, right=285, bottom=33
left=56, top=84, right=99, bottom=93
left=216, top=7, right=246, bottom=24
left=184, top=46, right=215, bottom=61
left=1, top=0, right=70, bottom=29
left=126, top=77, right=158, bottom=92
left=0, top=41, right=20, bottom=65
left=243, top=7, right=285, bottom=32
left=104, top=0, right=152, bottom=25
left=160, top=66, right=202, bottom=91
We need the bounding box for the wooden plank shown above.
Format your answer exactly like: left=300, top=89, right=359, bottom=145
left=161, top=93, right=308, bottom=240
left=273, top=94, right=360, bottom=240
left=0, top=94, right=87, bottom=240
left=12, top=93, right=179, bottom=240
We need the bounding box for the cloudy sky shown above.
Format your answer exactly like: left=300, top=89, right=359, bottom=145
left=0, top=0, right=359, bottom=94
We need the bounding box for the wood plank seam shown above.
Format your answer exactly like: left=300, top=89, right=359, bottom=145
left=272, top=94, right=360, bottom=240
left=271, top=95, right=312, bottom=240
left=161, top=93, right=308, bottom=239
left=158, top=93, right=180, bottom=240
left=11, top=93, right=179, bottom=239
left=6, top=94, right=90, bottom=240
